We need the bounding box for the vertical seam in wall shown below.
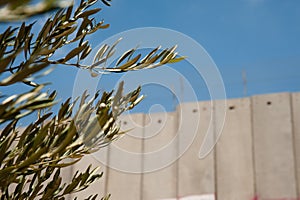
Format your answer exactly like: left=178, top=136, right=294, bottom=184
left=140, top=113, right=145, bottom=200
left=290, top=93, right=299, bottom=198
left=104, top=145, right=111, bottom=197
left=175, top=107, right=180, bottom=199
left=176, top=82, right=182, bottom=200
left=213, top=101, right=218, bottom=200
left=250, top=96, right=257, bottom=198
left=68, top=163, right=74, bottom=200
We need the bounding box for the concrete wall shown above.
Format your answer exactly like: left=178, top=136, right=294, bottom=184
left=216, top=98, right=255, bottom=200
left=65, top=92, right=300, bottom=200
left=252, top=93, right=297, bottom=199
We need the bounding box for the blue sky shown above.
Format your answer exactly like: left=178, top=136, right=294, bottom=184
left=2, top=0, right=300, bottom=113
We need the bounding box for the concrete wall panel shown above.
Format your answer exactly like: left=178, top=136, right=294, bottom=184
left=252, top=93, right=297, bottom=199
left=106, top=113, right=144, bottom=200
left=216, top=98, right=255, bottom=200
left=71, top=150, right=108, bottom=199
left=177, top=101, right=215, bottom=197
left=142, top=113, right=177, bottom=200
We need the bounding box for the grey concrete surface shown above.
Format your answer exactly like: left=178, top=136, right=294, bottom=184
left=292, top=93, right=300, bottom=198
left=177, top=101, right=215, bottom=197
left=106, top=113, right=144, bottom=200
left=252, top=93, right=297, bottom=199
left=216, top=98, right=255, bottom=200
left=70, top=151, right=108, bottom=199
left=142, top=113, right=177, bottom=200
left=68, top=92, right=300, bottom=200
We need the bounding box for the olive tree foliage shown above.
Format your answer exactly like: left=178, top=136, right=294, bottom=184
left=0, top=0, right=184, bottom=199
